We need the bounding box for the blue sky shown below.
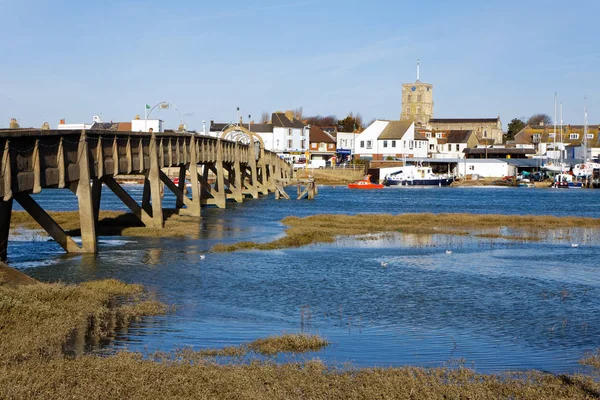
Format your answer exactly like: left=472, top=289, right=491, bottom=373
left=1, top=0, right=598, bottom=130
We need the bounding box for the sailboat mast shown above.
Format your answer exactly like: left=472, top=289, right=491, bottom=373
left=584, top=95, right=589, bottom=162
left=554, top=92, right=557, bottom=163
left=560, top=101, right=563, bottom=164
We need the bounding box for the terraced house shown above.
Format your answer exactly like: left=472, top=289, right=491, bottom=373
left=354, top=120, right=427, bottom=160
left=514, top=124, right=600, bottom=160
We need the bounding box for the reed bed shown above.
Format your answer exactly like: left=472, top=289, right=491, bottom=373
left=213, top=213, right=600, bottom=252
left=0, top=272, right=167, bottom=364
left=2, top=355, right=600, bottom=399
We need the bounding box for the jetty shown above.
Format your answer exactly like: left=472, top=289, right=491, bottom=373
left=0, top=126, right=292, bottom=261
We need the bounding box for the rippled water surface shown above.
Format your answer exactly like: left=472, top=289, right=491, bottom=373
left=9, top=186, right=600, bottom=373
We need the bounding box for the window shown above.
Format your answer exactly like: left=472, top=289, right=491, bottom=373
left=288, top=128, right=292, bottom=136
left=301, top=140, right=306, bottom=149
left=469, top=165, right=475, bottom=171
left=409, top=140, right=413, bottom=149
left=436, top=132, right=443, bottom=139
left=549, top=133, right=555, bottom=138
left=570, top=133, right=579, bottom=139
left=360, top=140, right=364, bottom=148
left=429, top=144, right=434, bottom=150
left=484, top=130, right=487, bottom=138
left=276, top=139, right=280, bottom=148
left=391, top=140, right=396, bottom=148
left=417, top=95, right=422, bottom=102
left=383, top=140, right=388, bottom=148
left=407, top=95, right=412, bottom=102
left=456, top=144, right=460, bottom=151
left=587, top=134, right=594, bottom=139
left=416, top=106, right=421, bottom=114
left=366, top=140, right=372, bottom=149
left=405, top=107, right=410, bottom=114
left=426, top=132, right=431, bottom=138
left=288, top=139, right=293, bottom=148
left=403, top=141, right=406, bottom=148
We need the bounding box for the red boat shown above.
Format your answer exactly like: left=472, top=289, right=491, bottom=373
left=348, top=175, right=384, bottom=189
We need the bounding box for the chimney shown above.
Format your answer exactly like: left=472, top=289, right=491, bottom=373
left=285, top=110, right=294, bottom=121
left=41, top=122, right=50, bottom=130
left=59, top=118, right=65, bottom=125
left=9, top=118, right=19, bottom=129
left=239, top=116, right=243, bottom=125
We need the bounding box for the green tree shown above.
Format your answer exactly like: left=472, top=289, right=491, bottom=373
left=337, top=112, right=364, bottom=132
left=505, top=118, right=526, bottom=141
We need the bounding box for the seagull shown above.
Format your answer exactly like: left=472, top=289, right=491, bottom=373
left=200, top=254, right=206, bottom=260
left=380, top=261, right=388, bottom=267
left=571, top=244, right=579, bottom=248
left=445, top=250, right=453, bottom=254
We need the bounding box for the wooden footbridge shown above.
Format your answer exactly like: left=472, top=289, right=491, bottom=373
left=0, top=126, right=293, bottom=261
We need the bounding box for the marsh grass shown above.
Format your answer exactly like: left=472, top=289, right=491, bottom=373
left=2, top=355, right=600, bottom=399
left=0, top=276, right=166, bottom=364
left=580, top=350, right=600, bottom=370
left=213, top=213, right=600, bottom=252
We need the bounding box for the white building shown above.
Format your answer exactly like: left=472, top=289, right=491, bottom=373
left=354, top=120, right=427, bottom=160
left=57, top=115, right=102, bottom=130
left=131, top=119, right=163, bottom=133
left=210, top=111, right=309, bottom=161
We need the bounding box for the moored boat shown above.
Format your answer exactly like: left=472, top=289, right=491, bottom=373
left=348, top=175, right=384, bottom=189
left=384, top=165, right=454, bottom=187
left=553, top=173, right=582, bottom=189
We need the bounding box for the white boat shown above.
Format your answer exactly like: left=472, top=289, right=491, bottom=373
left=384, top=165, right=454, bottom=187
left=553, top=173, right=583, bottom=189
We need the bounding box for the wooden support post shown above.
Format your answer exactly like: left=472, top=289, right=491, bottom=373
left=57, top=137, right=66, bottom=189
left=175, top=165, right=186, bottom=210
left=258, top=146, right=269, bottom=195
left=0, top=198, right=12, bottom=262
left=32, top=139, right=42, bottom=194
left=14, top=193, right=83, bottom=253
left=213, top=139, right=226, bottom=208
left=231, top=146, right=243, bottom=202
left=147, top=132, right=164, bottom=228
left=103, top=176, right=153, bottom=226
left=186, top=136, right=201, bottom=217
left=76, top=131, right=97, bottom=253
left=3, top=139, right=12, bottom=200
left=91, top=178, right=102, bottom=226
left=142, top=178, right=151, bottom=215
left=248, top=142, right=259, bottom=198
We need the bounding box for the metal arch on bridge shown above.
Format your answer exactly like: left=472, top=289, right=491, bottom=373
left=0, top=128, right=293, bottom=262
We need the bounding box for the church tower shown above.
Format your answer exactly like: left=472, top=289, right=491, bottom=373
left=400, top=60, right=434, bottom=127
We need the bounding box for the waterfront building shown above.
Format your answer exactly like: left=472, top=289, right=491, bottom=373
left=429, top=118, right=503, bottom=145
left=210, top=111, right=309, bottom=162
left=428, top=130, right=480, bottom=159
left=336, top=131, right=359, bottom=162
left=354, top=120, right=427, bottom=160
left=514, top=124, right=600, bottom=160
left=309, top=126, right=336, bottom=163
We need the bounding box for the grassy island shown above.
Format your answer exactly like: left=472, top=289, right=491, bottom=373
left=212, top=213, right=600, bottom=252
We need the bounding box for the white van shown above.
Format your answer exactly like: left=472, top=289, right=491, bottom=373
left=307, top=160, right=326, bottom=169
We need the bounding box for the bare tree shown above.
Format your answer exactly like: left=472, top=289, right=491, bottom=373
left=305, top=115, right=338, bottom=127
left=293, top=106, right=303, bottom=121
left=527, top=113, right=552, bottom=126
left=260, top=111, right=270, bottom=124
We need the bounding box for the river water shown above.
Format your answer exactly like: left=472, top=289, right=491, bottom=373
left=8, top=186, right=600, bottom=374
